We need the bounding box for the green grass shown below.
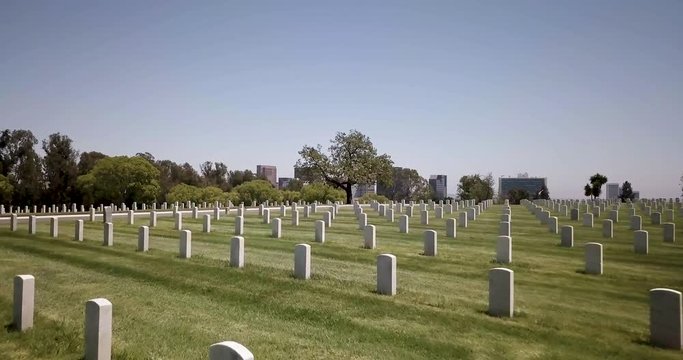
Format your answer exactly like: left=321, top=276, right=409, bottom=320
left=0, top=204, right=682, bottom=359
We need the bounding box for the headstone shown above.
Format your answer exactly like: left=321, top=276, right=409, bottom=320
left=280, top=205, right=287, bottom=218
left=303, top=205, right=310, bottom=218
left=424, top=230, right=437, bottom=256
left=209, top=341, right=254, bottom=360
left=435, top=207, right=443, bottom=219
left=127, top=210, right=134, bottom=225
left=651, top=212, right=662, bottom=225
left=103, top=206, right=112, bottom=223
left=358, top=212, right=368, bottom=230
left=174, top=212, right=183, bottom=230
left=272, top=218, right=282, bottom=238
left=315, top=220, right=325, bottom=243
left=150, top=211, right=157, bottom=227
left=630, top=215, right=642, bottom=230
left=292, top=210, right=299, bottom=226
left=664, top=209, right=674, bottom=222
left=263, top=209, right=271, bottom=224
left=50, top=217, right=58, bottom=238
left=180, top=230, right=191, bottom=258
left=294, top=244, right=311, bottom=280
left=649, top=288, right=682, bottom=350
left=214, top=207, right=221, bottom=221
left=467, top=207, right=476, bottom=221
left=609, top=210, right=619, bottom=223
left=663, top=223, right=676, bottom=243
left=560, top=225, right=574, bottom=247
left=406, top=205, right=414, bottom=217
left=459, top=212, right=468, bottom=228
left=500, top=214, right=510, bottom=223
left=203, top=214, right=211, bottom=233
left=377, top=254, right=396, bottom=296
left=582, top=213, right=594, bottom=228
left=489, top=268, right=514, bottom=317
left=420, top=210, right=429, bottom=225
left=103, top=222, right=113, bottom=246
left=386, top=208, right=395, bottom=222
left=399, top=215, right=409, bottom=234
left=84, top=298, right=112, bottom=360
left=634, top=230, right=649, bottom=254
left=570, top=208, right=579, bottom=221
left=548, top=216, right=558, bottom=234
left=585, top=242, right=603, bottom=275
left=496, top=236, right=512, bottom=264
left=499, top=221, right=510, bottom=237
left=446, top=218, right=456, bottom=238
left=10, top=213, right=17, bottom=231
left=323, top=211, right=332, bottom=228
left=235, top=216, right=244, bottom=235
left=13, top=275, right=35, bottom=331
left=74, top=220, right=84, bottom=241
left=364, top=225, right=376, bottom=249
left=600, top=219, right=613, bottom=239
left=28, top=215, right=36, bottom=235
left=230, top=236, right=244, bottom=268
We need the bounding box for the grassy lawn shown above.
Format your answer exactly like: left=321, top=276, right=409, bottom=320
left=0, top=203, right=682, bottom=359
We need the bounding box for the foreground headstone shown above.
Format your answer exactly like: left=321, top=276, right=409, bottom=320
left=75, top=220, right=84, bottom=241
left=377, top=254, right=397, bottom=296
left=399, top=215, right=409, bottom=233
left=128, top=210, right=134, bottom=225
left=585, top=242, right=603, bottom=275
left=230, top=236, right=244, bottom=268
left=496, top=236, right=512, bottom=264
left=50, top=217, right=58, bottom=238
left=13, top=275, right=35, bottom=331
left=138, top=226, right=149, bottom=252
left=489, top=268, right=514, bottom=317
left=609, top=210, right=619, bottom=223
left=263, top=209, right=271, bottom=224
left=323, top=211, right=332, bottom=228
left=84, top=298, right=112, bottom=360
left=10, top=214, right=17, bottom=231
left=174, top=212, right=183, bottom=230
left=652, top=212, right=662, bottom=225
left=315, top=220, right=325, bottom=243
left=570, top=208, right=579, bottom=221
left=294, top=243, right=311, bottom=279
left=560, top=225, right=574, bottom=247
left=663, top=223, right=676, bottom=243
left=180, top=230, right=192, bottom=258
left=292, top=210, right=299, bottom=226
left=459, top=212, right=468, bottom=228
left=103, top=206, right=112, bottom=223
left=149, top=211, right=157, bottom=227
left=630, top=215, right=642, bottom=230
left=272, top=218, right=282, bottom=238
left=209, top=341, right=254, bottom=360
left=548, top=216, right=558, bottom=234
left=446, top=218, right=456, bottom=238
left=582, top=213, right=594, bottom=227
left=203, top=214, right=211, bottom=233
left=423, top=230, right=437, bottom=256
left=28, top=215, right=36, bottom=235
left=358, top=212, right=368, bottom=230
left=602, top=219, right=613, bottom=238
left=235, top=216, right=244, bottom=235
left=103, top=222, right=113, bottom=246
left=649, top=288, right=682, bottom=350
left=634, top=230, right=649, bottom=254
left=364, top=225, right=376, bottom=249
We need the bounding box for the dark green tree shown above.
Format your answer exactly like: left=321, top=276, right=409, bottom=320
left=586, top=173, right=608, bottom=199
left=506, top=189, right=530, bottom=204
left=377, top=167, right=431, bottom=201
left=296, top=130, right=393, bottom=204
left=0, top=129, right=43, bottom=205
left=78, top=151, right=108, bottom=175
left=42, top=133, right=79, bottom=204
left=584, top=184, right=592, bottom=198
left=618, top=181, right=635, bottom=202
left=200, top=161, right=230, bottom=191
left=457, top=173, right=495, bottom=203
left=534, top=184, right=550, bottom=200
left=77, top=156, right=160, bottom=205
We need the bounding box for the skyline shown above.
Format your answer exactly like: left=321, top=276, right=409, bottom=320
left=2, top=1, right=681, bottom=199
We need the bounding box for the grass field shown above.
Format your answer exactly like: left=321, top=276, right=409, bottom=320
left=0, top=203, right=682, bottom=359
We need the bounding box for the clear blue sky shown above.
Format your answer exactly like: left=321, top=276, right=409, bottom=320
left=1, top=0, right=681, bottom=198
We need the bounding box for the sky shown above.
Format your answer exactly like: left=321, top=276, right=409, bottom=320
left=1, top=0, right=681, bottom=199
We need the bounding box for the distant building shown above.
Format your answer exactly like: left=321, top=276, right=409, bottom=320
left=256, top=165, right=277, bottom=187
left=499, top=177, right=547, bottom=199
left=633, top=191, right=640, bottom=200
left=278, top=177, right=293, bottom=189
left=606, top=183, right=620, bottom=200
left=429, top=175, right=448, bottom=200
left=352, top=183, right=376, bottom=198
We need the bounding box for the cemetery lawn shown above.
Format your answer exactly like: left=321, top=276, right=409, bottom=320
left=0, top=205, right=682, bottom=359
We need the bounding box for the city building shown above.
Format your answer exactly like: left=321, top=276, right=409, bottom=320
left=429, top=175, right=448, bottom=200
left=606, top=183, right=620, bottom=200
left=498, top=176, right=547, bottom=199
left=352, top=183, right=376, bottom=199
left=256, top=165, right=277, bottom=187
left=278, top=177, right=293, bottom=189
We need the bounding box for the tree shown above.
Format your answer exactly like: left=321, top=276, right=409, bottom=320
left=584, top=173, right=608, bottom=199
left=232, top=180, right=281, bottom=204
left=200, top=161, right=229, bottom=191
left=77, top=156, right=160, bottom=205
left=296, top=129, right=393, bottom=204
left=42, top=133, right=79, bottom=204
left=284, top=178, right=304, bottom=192
left=0, top=174, right=13, bottom=204
left=166, top=183, right=228, bottom=204
left=78, top=151, right=108, bottom=175
left=506, top=189, right=529, bottom=204
left=618, top=181, right=635, bottom=202
left=377, top=167, right=432, bottom=201
left=457, top=173, right=495, bottom=202
left=300, top=182, right=346, bottom=203
left=0, top=130, right=43, bottom=205
left=228, top=169, right=259, bottom=189
left=357, top=193, right=390, bottom=204
left=584, top=184, right=592, bottom=198
left=534, top=185, right=550, bottom=200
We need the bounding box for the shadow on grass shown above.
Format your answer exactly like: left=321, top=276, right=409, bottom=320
left=4, top=322, right=18, bottom=333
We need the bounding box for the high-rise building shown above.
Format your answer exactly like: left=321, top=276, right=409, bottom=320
left=606, top=183, right=620, bottom=200
left=256, top=165, right=277, bottom=187
left=498, top=177, right=547, bottom=199
left=278, top=177, right=293, bottom=189
left=429, top=175, right=447, bottom=200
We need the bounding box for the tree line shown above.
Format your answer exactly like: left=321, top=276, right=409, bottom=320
left=0, top=128, right=498, bottom=206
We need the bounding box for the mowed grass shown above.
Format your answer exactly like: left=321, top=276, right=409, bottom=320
left=0, top=204, right=682, bottom=359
